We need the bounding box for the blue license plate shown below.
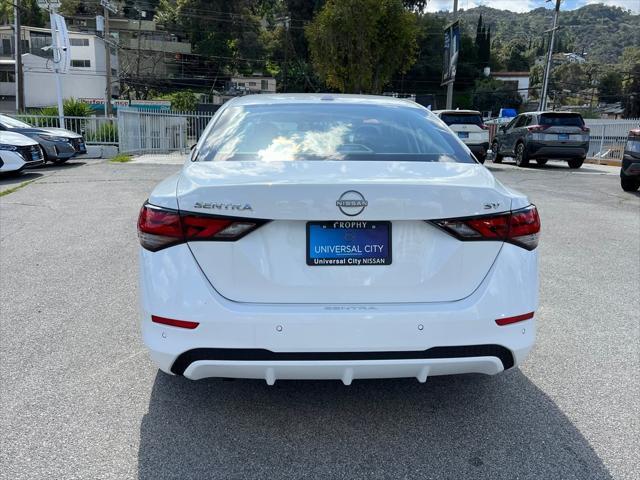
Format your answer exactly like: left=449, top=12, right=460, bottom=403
left=458, top=131, right=469, bottom=139
left=306, top=221, right=391, bottom=266
left=558, top=133, right=569, bottom=140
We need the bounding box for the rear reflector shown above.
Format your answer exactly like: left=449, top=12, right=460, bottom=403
left=495, top=312, right=534, bottom=326
left=151, top=315, right=199, bottom=329
left=432, top=205, right=541, bottom=250
left=138, top=203, right=268, bottom=252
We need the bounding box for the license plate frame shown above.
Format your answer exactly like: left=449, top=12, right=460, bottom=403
left=458, top=131, right=469, bottom=139
left=306, top=221, right=392, bottom=266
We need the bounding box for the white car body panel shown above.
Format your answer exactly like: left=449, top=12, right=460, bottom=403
left=139, top=94, right=539, bottom=383
left=0, top=131, right=43, bottom=172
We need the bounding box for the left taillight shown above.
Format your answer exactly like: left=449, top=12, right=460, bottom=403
left=431, top=205, right=541, bottom=251
left=137, top=203, right=266, bottom=252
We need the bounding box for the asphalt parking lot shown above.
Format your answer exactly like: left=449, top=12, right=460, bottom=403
left=1, top=158, right=638, bottom=480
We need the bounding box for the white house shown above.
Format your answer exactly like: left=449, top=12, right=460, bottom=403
left=230, top=76, right=277, bottom=94
left=492, top=71, right=531, bottom=102
left=0, top=26, right=118, bottom=109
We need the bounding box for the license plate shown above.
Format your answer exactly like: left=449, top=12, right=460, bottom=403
left=558, top=133, right=569, bottom=140
left=306, top=221, right=391, bottom=266
left=458, top=131, right=469, bottom=139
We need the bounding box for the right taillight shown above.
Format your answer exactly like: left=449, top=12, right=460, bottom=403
left=137, top=203, right=267, bottom=252
left=431, top=205, right=541, bottom=251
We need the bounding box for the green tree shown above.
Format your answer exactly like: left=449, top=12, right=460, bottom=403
left=598, top=71, right=622, bottom=103
left=502, top=39, right=529, bottom=71
left=306, top=0, right=418, bottom=93
left=156, top=1, right=265, bottom=75
left=163, top=90, right=198, bottom=111
left=2, top=0, right=46, bottom=27
left=472, top=77, right=522, bottom=114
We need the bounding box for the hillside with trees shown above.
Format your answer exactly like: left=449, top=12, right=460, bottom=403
left=440, top=4, right=640, bottom=65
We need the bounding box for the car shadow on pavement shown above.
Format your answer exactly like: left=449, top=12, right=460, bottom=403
left=138, top=369, right=613, bottom=480
left=0, top=161, right=87, bottom=188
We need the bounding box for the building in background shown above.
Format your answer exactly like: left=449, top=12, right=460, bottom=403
left=0, top=26, right=118, bottom=110
left=229, top=76, right=277, bottom=94
left=63, top=14, right=194, bottom=88
left=491, top=71, right=530, bottom=102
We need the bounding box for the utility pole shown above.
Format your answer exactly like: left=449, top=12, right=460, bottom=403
left=539, top=0, right=561, bottom=111
left=13, top=0, right=24, bottom=112
left=445, top=0, right=458, bottom=109
left=48, top=6, right=65, bottom=126
left=282, top=16, right=289, bottom=93
left=101, top=0, right=117, bottom=117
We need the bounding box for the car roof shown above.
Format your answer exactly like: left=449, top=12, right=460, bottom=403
left=523, top=111, right=583, bottom=116
left=432, top=109, right=481, bottom=115
left=225, top=93, right=424, bottom=109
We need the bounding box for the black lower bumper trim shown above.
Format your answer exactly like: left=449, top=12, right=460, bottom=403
left=170, top=344, right=514, bottom=375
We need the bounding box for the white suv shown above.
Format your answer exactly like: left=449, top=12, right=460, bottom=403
left=433, top=110, right=490, bottom=163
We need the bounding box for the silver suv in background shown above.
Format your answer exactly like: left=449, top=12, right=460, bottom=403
left=490, top=111, right=590, bottom=168
left=433, top=110, right=490, bottom=163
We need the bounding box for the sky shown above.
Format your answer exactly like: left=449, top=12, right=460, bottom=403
left=425, top=0, right=640, bottom=14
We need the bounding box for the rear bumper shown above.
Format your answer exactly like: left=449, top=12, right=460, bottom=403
left=621, top=158, right=640, bottom=177
left=175, top=356, right=509, bottom=384
left=526, top=141, right=588, bottom=159
left=140, top=243, right=538, bottom=382
left=466, top=142, right=489, bottom=157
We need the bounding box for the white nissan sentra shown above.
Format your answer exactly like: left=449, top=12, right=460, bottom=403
left=138, top=94, right=540, bottom=384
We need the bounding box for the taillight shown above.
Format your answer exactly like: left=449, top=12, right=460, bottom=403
left=495, top=312, right=534, bottom=326
left=526, top=124, right=550, bottom=133
left=151, top=315, right=200, bottom=329
left=137, top=203, right=267, bottom=252
left=479, top=124, right=489, bottom=130
left=580, top=125, right=590, bottom=133
left=431, top=205, right=541, bottom=251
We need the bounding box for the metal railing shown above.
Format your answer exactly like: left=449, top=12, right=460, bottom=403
left=585, top=118, right=640, bottom=161
left=118, top=109, right=216, bottom=154
left=11, top=114, right=119, bottom=145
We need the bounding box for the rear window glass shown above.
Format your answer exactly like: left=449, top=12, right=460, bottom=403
left=440, top=113, right=483, bottom=126
left=196, top=103, right=474, bottom=163
left=626, top=138, right=640, bottom=153
left=539, top=113, right=584, bottom=127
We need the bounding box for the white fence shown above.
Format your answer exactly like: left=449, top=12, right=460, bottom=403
left=117, top=109, right=215, bottom=154
left=585, top=118, right=640, bottom=161
left=12, top=114, right=118, bottom=145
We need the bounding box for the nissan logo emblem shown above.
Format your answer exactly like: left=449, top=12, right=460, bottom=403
left=336, top=190, right=368, bottom=216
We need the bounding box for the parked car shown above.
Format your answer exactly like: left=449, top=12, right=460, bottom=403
left=0, top=114, right=87, bottom=164
left=137, top=94, right=541, bottom=384
left=0, top=131, right=45, bottom=174
left=433, top=109, right=490, bottom=163
left=620, top=128, right=640, bottom=192
left=490, top=111, right=589, bottom=168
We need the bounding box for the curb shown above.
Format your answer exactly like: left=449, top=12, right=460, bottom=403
left=585, top=158, right=621, bottom=167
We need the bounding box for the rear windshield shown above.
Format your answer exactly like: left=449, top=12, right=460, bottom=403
left=626, top=137, right=640, bottom=153
left=195, top=103, right=474, bottom=163
left=539, top=113, right=584, bottom=127
left=440, top=113, right=483, bottom=126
